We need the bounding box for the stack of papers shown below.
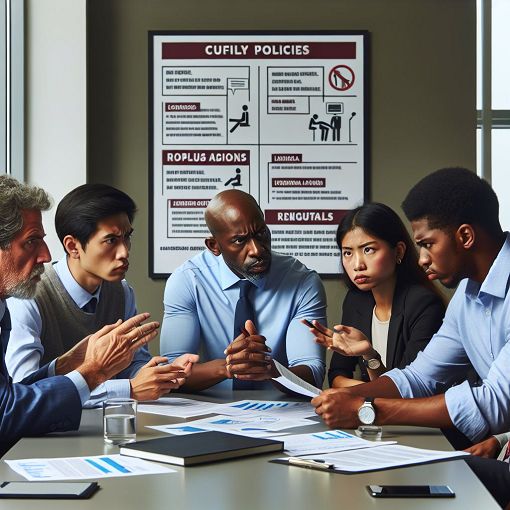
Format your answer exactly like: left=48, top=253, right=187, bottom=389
left=288, top=444, right=468, bottom=473
left=148, top=413, right=315, bottom=438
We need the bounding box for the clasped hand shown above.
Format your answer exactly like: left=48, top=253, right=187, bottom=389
left=301, top=319, right=374, bottom=357
left=224, top=320, right=277, bottom=381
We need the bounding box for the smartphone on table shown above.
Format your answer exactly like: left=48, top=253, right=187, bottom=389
left=367, top=484, right=455, bottom=498
left=0, top=481, right=99, bottom=499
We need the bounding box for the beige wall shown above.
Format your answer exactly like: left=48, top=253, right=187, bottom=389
left=26, top=0, right=87, bottom=258
left=87, top=0, right=476, bottom=353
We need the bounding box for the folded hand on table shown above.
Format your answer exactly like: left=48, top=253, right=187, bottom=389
left=224, top=320, right=278, bottom=381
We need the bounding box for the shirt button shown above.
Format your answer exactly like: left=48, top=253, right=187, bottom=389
left=485, top=309, right=491, bottom=316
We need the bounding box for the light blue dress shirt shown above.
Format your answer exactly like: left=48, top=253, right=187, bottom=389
left=6, top=257, right=150, bottom=406
left=1, top=299, right=91, bottom=405
left=160, top=250, right=327, bottom=388
left=385, top=233, right=510, bottom=442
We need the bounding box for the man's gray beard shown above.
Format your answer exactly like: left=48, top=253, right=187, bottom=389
left=6, top=265, right=44, bottom=299
left=241, top=271, right=264, bottom=284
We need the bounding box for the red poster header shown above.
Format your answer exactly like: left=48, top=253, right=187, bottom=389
left=265, top=209, right=346, bottom=225
left=163, top=150, right=250, bottom=165
left=162, top=42, right=356, bottom=60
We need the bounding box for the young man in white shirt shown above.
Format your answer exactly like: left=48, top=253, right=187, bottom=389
left=6, top=183, right=197, bottom=405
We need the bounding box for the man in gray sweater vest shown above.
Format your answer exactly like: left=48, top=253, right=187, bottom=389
left=6, top=184, right=197, bottom=406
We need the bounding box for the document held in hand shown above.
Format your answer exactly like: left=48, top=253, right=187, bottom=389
left=120, top=431, right=284, bottom=466
left=272, top=360, right=321, bottom=398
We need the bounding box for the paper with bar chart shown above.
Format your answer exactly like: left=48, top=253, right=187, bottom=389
left=216, top=400, right=316, bottom=419
left=5, top=454, right=175, bottom=481
left=148, top=413, right=315, bottom=437
left=272, top=429, right=395, bottom=456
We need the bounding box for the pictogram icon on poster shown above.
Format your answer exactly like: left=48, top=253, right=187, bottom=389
left=328, top=65, right=355, bottom=91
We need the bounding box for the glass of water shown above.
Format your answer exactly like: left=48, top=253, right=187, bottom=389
left=355, top=424, right=382, bottom=440
left=103, top=398, right=137, bottom=445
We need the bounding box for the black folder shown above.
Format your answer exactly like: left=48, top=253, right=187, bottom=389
left=120, top=431, right=284, bottom=466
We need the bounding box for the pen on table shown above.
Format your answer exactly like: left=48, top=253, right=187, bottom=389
left=287, top=457, right=334, bottom=471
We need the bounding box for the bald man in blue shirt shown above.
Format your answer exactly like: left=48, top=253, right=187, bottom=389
left=160, top=190, right=327, bottom=392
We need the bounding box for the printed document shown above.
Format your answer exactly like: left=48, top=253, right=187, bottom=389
left=148, top=413, right=315, bottom=437
left=272, top=360, right=321, bottom=398
left=272, top=429, right=395, bottom=456
left=297, top=444, right=468, bottom=472
left=5, top=454, right=175, bottom=481
left=138, top=397, right=223, bottom=418
left=215, top=400, right=316, bottom=419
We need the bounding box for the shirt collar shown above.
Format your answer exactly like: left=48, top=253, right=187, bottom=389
left=53, top=257, right=102, bottom=308
left=218, top=254, right=267, bottom=291
left=466, top=232, right=510, bottom=299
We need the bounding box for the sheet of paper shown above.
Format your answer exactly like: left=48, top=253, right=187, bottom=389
left=137, top=397, right=223, bottom=418
left=272, top=360, right=321, bottom=398
left=215, top=400, right=316, bottom=419
left=5, top=454, right=175, bottom=481
left=298, top=444, right=469, bottom=473
left=147, top=413, right=315, bottom=437
left=270, top=429, right=395, bottom=456
left=148, top=423, right=289, bottom=438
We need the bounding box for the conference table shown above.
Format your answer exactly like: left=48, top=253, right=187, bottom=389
left=0, top=389, right=499, bottom=509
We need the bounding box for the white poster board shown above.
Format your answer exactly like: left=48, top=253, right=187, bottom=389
left=149, top=32, right=369, bottom=278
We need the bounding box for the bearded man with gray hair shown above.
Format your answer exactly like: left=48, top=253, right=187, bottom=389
left=0, top=175, right=159, bottom=457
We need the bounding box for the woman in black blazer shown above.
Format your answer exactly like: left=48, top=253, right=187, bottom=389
left=306, top=203, right=445, bottom=387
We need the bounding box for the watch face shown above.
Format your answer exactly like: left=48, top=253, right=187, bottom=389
left=367, top=358, right=381, bottom=370
left=358, top=405, right=376, bottom=425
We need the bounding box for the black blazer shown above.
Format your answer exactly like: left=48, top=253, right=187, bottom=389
left=328, top=280, right=446, bottom=386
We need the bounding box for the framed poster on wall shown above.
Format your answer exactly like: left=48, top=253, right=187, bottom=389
left=149, top=31, right=369, bottom=278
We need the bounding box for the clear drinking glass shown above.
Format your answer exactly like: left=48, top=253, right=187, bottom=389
left=103, top=398, right=137, bottom=445
left=355, top=425, right=383, bottom=440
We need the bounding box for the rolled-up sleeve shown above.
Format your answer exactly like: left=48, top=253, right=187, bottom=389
left=160, top=270, right=201, bottom=363
left=385, top=291, right=471, bottom=398
left=445, top=336, right=510, bottom=442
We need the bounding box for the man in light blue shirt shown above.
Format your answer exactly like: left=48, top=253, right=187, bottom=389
left=160, top=190, right=326, bottom=392
left=7, top=184, right=196, bottom=406
left=311, top=168, right=510, bottom=443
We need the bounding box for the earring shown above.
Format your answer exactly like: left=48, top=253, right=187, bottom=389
left=397, top=258, right=402, bottom=264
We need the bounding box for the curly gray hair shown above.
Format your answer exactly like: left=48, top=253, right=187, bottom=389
left=0, top=174, right=51, bottom=249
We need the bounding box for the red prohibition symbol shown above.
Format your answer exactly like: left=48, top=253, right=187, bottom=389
left=329, top=65, right=355, bottom=91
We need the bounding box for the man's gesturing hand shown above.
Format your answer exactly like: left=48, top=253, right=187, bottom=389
left=225, top=320, right=277, bottom=381
left=77, top=313, right=159, bottom=391
left=130, top=354, right=199, bottom=400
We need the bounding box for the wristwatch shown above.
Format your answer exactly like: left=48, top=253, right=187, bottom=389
left=362, top=352, right=381, bottom=370
left=357, top=397, right=376, bottom=425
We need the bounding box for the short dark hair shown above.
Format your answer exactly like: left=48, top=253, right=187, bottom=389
left=55, top=183, right=137, bottom=248
left=402, top=167, right=502, bottom=236
left=336, top=202, right=437, bottom=294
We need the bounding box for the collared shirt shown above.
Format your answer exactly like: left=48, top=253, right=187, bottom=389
left=1, top=299, right=91, bottom=405
left=160, top=250, right=327, bottom=389
left=6, top=257, right=150, bottom=406
left=385, top=233, right=510, bottom=442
